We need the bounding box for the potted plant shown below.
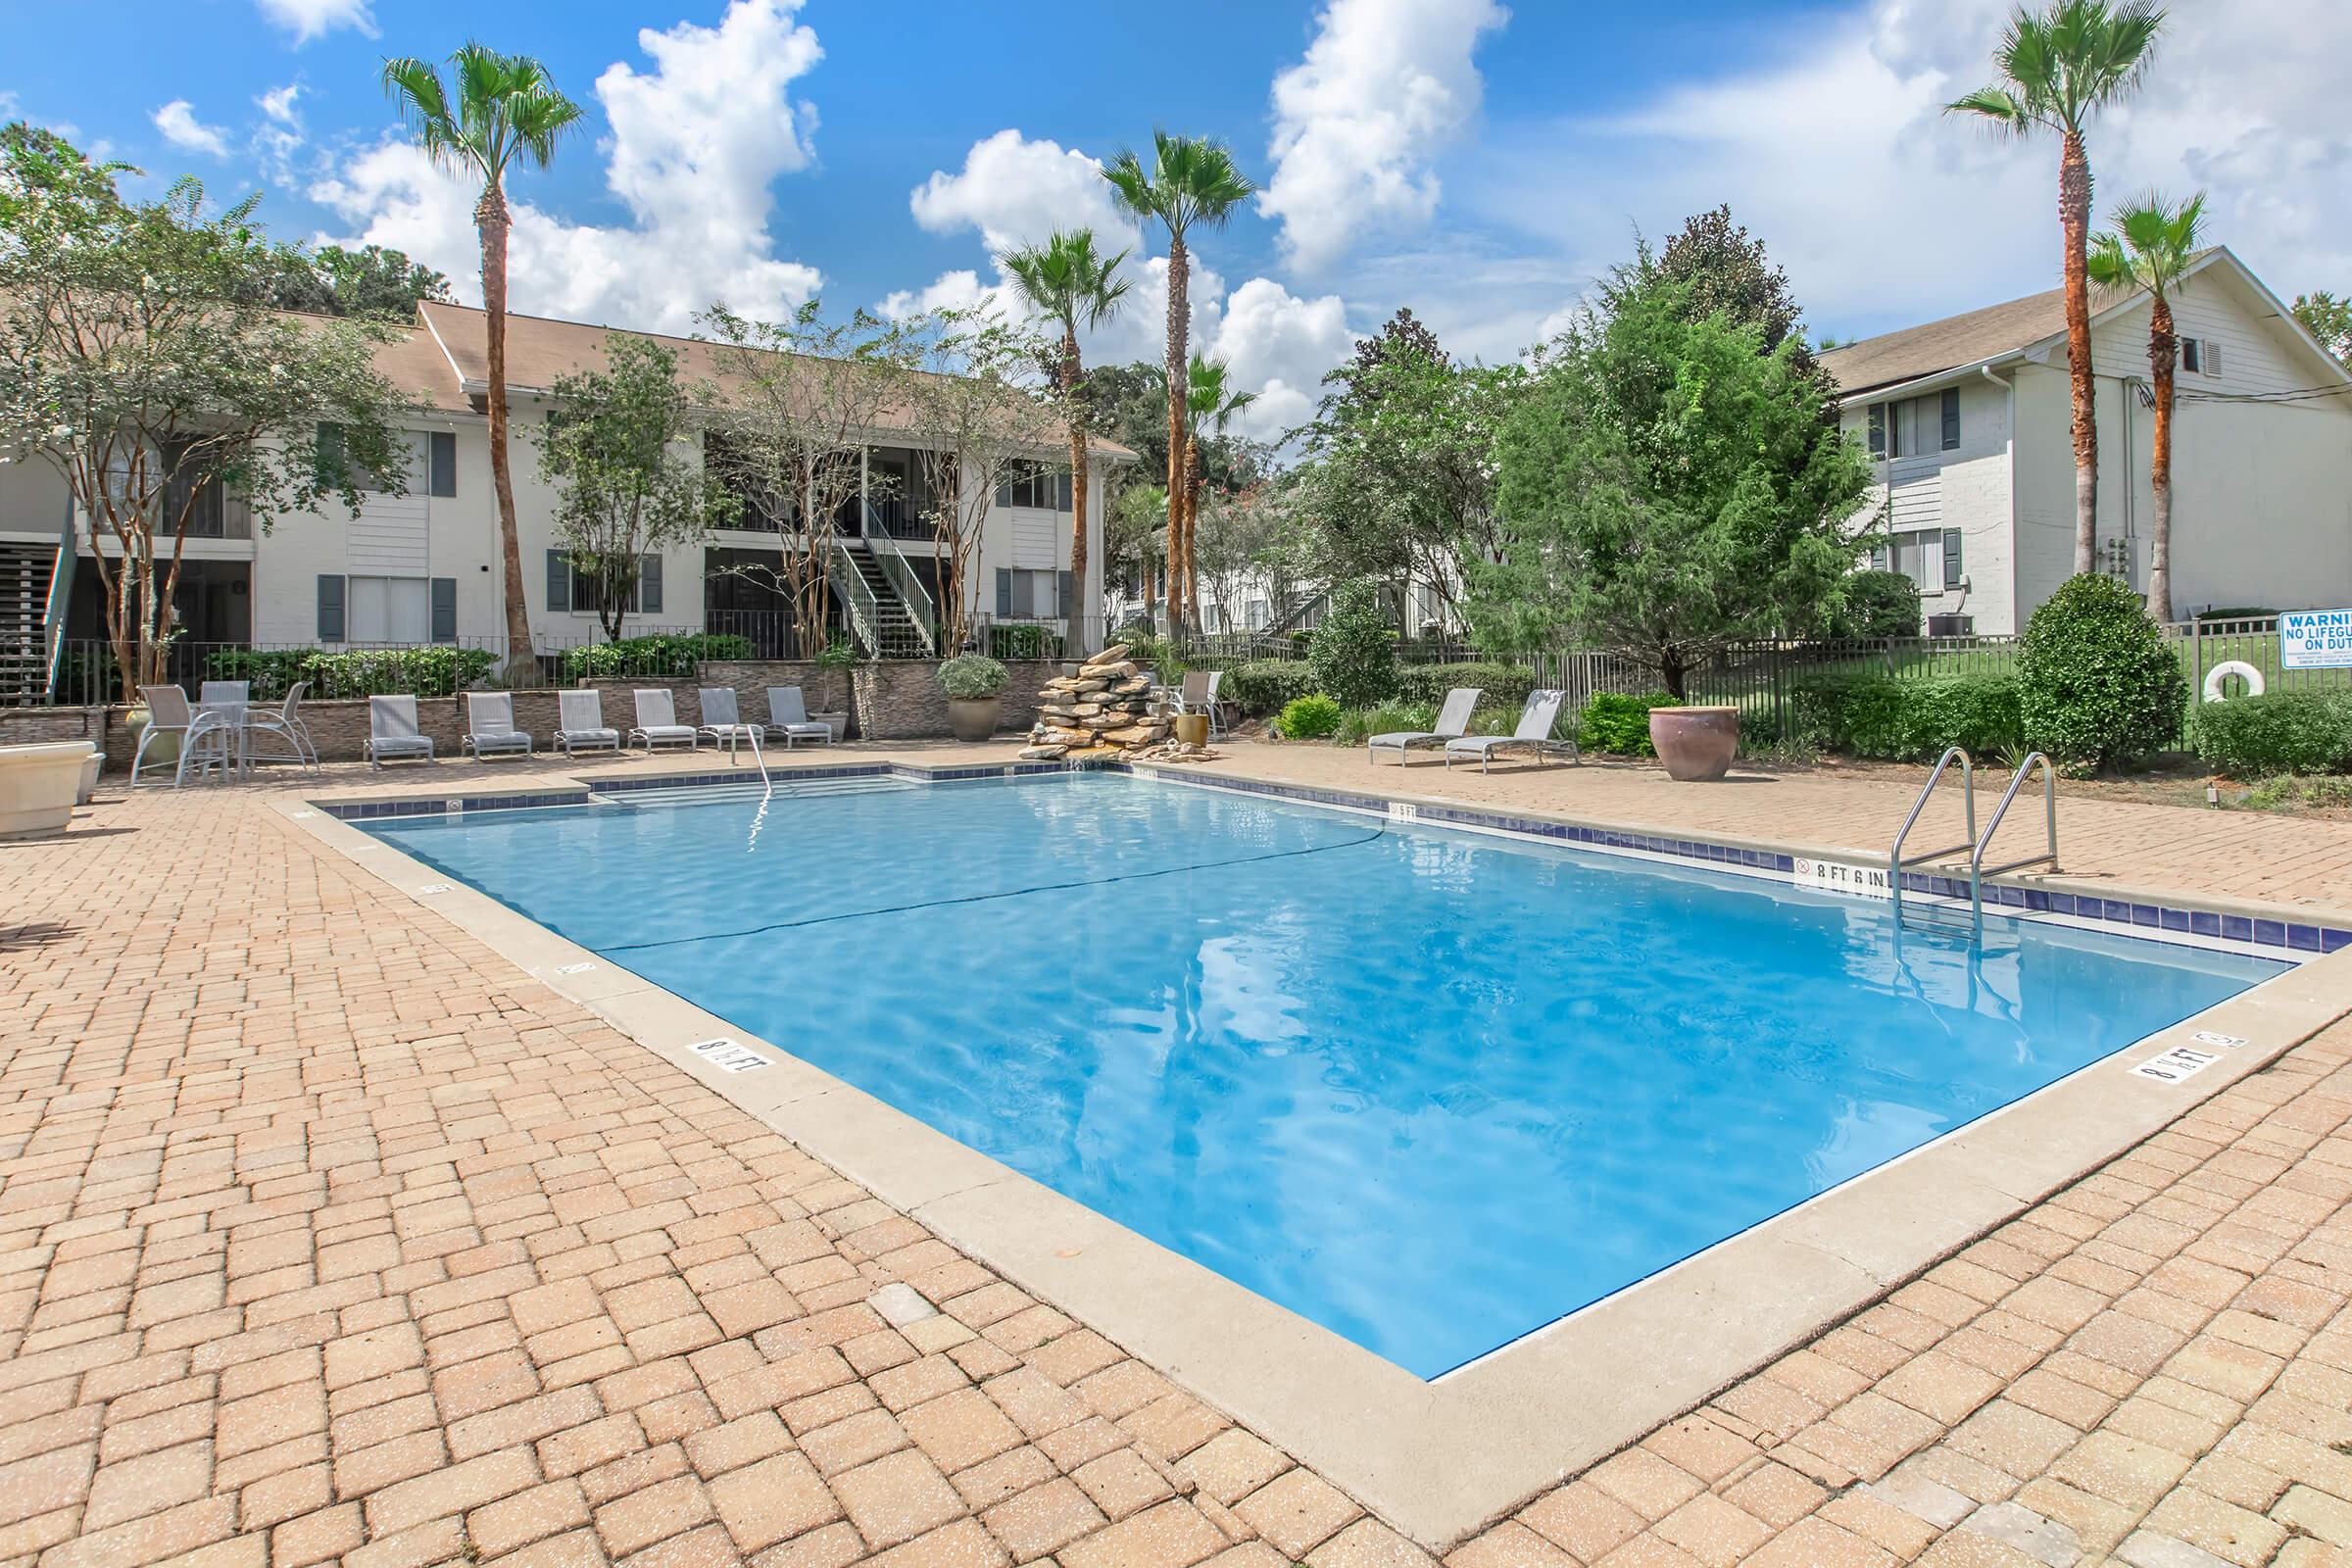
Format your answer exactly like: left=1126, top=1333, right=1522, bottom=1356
left=939, top=654, right=1009, bottom=742
left=812, top=633, right=858, bottom=743
left=1648, top=705, right=1740, bottom=781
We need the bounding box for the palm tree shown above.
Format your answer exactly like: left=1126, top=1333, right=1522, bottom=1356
left=2087, top=191, right=2204, bottom=623
left=1103, top=132, right=1255, bottom=633
left=1948, top=0, right=2165, bottom=576
left=1000, top=229, right=1131, bottom=654
left=1178, top=354, right=1257, bottom=620
left=383, top=46, right=582, bottom=676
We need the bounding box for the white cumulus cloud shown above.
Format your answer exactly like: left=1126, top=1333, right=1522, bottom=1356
left=909, top=129, right=1137, bottom=258
left=256, top=0, right=375, bottom=44
left=1259, top=0, right=1508, bottom=274
left=313, top=0, right=826, bottom=334
left=151, top=100, right=230, bottom=159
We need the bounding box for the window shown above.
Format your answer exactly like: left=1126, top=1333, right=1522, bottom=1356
left=547, top=551, right=663, bottom=615
left=2180, top=337, right=2201, bottom=373
left=1867, top=392, right=1960, bottom=458
left=347, top=576, right=430, bottom=643
left=428, top=431, right=458, bottom=498
left=1939, top=387, right=1961, bottom=451
left=994, top=567, right=1064, bottom=618
left=1867, top=403, right=1886, bottom=458
left=994, top=462, right=1072, bottom=511
left=1872, top=527, right=1961, bottom=596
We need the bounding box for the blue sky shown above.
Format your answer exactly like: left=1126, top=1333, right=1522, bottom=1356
left=10, top=0, right=2346, bottom=439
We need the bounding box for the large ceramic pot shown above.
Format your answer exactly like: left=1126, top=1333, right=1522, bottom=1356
left=1173, top=712, right=1209, bottom=747
left=1649, top=706, right=1740, bottom=782
left=0, top=741, right=95, bottom=837
left=947, top=697, right=1002, bottom=743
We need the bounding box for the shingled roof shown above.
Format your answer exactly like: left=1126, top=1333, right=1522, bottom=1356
left=1819, top=288, right=2068, bottom=398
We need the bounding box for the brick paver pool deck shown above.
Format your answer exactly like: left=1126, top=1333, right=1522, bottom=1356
left=4, top=744, right=2351, bottom=1568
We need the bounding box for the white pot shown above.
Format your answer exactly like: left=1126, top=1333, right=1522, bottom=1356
left=812, top=710, right=850, bottom=743
left=78, top=753, right=101, bottom=805
left=0, top=742, right=95, bottom=838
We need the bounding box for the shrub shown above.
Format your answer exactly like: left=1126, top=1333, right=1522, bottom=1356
left=1306, top=580, right=1397, bottom=709
left=2189, top=690, right=2352, bottom=776
left=563, top=633, right=755, bottom=681
left=203, top=647, right=313, bottom=701
left=1580, top=691, right=1676, bottom=755
left=1836, top=570, right=1923, bottom=638
left=1336, top=702, right=1437, bottom=747
left=2018, top=574, right=2187, bottom=771
left=305, top=646, right=501, bottom=698
left=1790, top=673, right=2023, bottom=761
left=1222, top=659, right=1318, bottom=717
left=1108, top=624, right=1161, bottom=665
left=938, top=654, right=1008, bottom=700
left=1394, top=661, right=1539, bottom=711
left=1276, top=693, right=1344, bottom=739
left=987, top=623, right=1062, bottom=661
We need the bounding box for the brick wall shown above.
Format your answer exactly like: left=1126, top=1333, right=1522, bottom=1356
left=0, top=707, right=111, bottom=750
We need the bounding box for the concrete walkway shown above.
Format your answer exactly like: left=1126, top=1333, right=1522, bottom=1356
left=1, top=752, right=2348, bottom=1568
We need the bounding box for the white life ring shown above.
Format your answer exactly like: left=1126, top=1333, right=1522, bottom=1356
left=2202, top=660, right=2266, bottom=702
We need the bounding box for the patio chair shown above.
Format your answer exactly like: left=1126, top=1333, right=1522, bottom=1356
left=198, top=679, right=251, bottom=707
left=366, top=696, right=437, bottom=770
left=244, top=681, right=318, bottom=771
left=1368, top=687, right=1482, bottom=765
left=1175, top=669, right=1233, bottom=740
left=131, top=685, right=237, bottom=788
left=1444, top=689, right=1574, bottom=773
left=554, top=690, right=621, bottom=755
left=764, top=686, right=835, bottom=749
left=697, top=688, right=764, bottom=753
left=462, top=692, right=535, bottom=760
left=627, top=689, right=698, bottom=752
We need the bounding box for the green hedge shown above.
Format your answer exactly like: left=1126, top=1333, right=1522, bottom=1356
left=1790, top=673, right=2022, bottom=761
left=1394, top=661, right=1539, bottom=711
left=1276, top=693, right=1343, bottom=739
left=1223, top=660, right=1319, bottom=717
left=987, top=623, right=1063, bottom=661
left=202, top=645, right=501, bottom=700
left=1580, top=692, right=1675, bottom=755
left=2018, top=573, right=2186, bottom=771
left=2189, top=690, right=2352, bottom=776
left=561, top=633, right=754, bottom=681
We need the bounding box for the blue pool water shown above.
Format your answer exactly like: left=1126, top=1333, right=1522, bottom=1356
left=366, top=773, right=2284, bottom=1377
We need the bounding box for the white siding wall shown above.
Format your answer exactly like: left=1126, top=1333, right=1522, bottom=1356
left=1840, top=373, right=2018, bottom=632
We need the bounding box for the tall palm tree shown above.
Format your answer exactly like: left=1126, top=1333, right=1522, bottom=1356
left=2087, top=191, right=2204, bottom=624
left=1948, top=0, right=2165, bottom=576
left=1000, top=229, right=1131, bottom=654
left=1178, top=354, right=1256, bottom=619
left=382, top=46, right=582, bottom=675
left=1102, top=132, right=1254, bottom=633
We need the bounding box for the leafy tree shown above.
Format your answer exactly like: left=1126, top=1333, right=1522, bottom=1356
left=2291, top=290, right=2352, bottom=365
left=531, top=334, right=736, bottom=641
left=1086, top=361, right=1265, bottom=617
left=1176, top=353, right=1257, bottom=617
left=2088, top=189, right=2204, bottom=623
left=1837, top=570, right=1924, bottom=638
left=1001, top=228, right=1130, bottom=651
left=1470, top=272, right=1874, bottom=697
left=2017, top=571, right=2185, bottom=770
left=382, top=45, right=583, bottom=677
left=1192, top=479, right=1292, bottom=634
left=1292, top=311, right=1525, bottom=634
left=1651, top=206, right=1823, bottom=379
left=0, top=124, right=405, bottom=693
left=1948, top=0, right=2166, bottom=575
left=1306, top=579, right=1398, bottom=708
left=263, top=243, right=453, bottom=318
left=700, top=301, right=925, bottom=657
left=1103, top=131, right=1254, bottom=631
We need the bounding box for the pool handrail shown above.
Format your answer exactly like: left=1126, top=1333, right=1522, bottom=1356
left=1889, top=746, right=1976, bottom=927
left=1972, top=752, right=2060, bottom=883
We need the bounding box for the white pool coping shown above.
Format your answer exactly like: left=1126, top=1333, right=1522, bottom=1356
left=276, top=769, right=2352, bottom=1547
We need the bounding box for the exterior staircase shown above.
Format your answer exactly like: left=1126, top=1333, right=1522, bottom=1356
left=0, top=542, right=57, bottom=706
left=838, top=539, right=929, bottom=657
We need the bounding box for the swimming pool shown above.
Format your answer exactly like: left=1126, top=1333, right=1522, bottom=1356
left=364, top=771, right=2285, bottom=1378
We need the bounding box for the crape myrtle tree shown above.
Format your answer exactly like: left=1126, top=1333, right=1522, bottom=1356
left=699, top=301, right=924, bottom=657
left=531, top=334, right=738, bottom=642
left=260, top=243, right=454, bottom=319
left=1470, top=268, right=1874, bottom=698
left=0, top=125, right=406, bottom=695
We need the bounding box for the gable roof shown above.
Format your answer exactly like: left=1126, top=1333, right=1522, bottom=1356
left=1818, top=289, right=2066, bottom=397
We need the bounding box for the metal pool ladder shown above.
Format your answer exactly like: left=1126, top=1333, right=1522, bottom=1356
left=1889, top=748, right=1976, bottom=930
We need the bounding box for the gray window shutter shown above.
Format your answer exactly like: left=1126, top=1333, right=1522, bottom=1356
left=429, top=577, right=457, bottom=642
left=1057, top=570, right=1072, bottom=618
left=1940, top=388, right=1960, bottom=450
left=1942, top=529, right=1963, bottom=590
left=547, top=550, right=570, bottom=613
left=317, top=574, right=345, bottom=642
left=429, top=432, right=458, bottom=497
left=1867, top=404, right=1886, bottom=459
left=640, top=554, right=662, bottom=615
left=996, top=568, right=1012, bottom=618
left=315, top=422, right=345, bottom=488
left=1870, top=544, right=1889, bottom=572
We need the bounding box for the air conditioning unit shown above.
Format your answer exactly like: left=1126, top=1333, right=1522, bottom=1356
left=1926, top=613, right=1975, bottom=636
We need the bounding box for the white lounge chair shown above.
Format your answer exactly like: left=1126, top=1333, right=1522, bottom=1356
left=1369, top=686, right=1482, bottom=765
left=628, top=689, right=698, bottom=752
left=555, top=690, right=621, bottom=755
left=764, top=686, right=835, bottom=748
left=245, top=680, right=318, bottom=771
left=1445, top=688, right=1574, bottom=773
left=367, top=696, right=437, bottom=769
left=697, top=688, right=764, bottom=754
left=463, top=692, right=534, bottom=760
left=132, top=685, right=237, bottom=788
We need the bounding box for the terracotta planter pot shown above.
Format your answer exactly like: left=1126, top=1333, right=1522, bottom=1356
left=947, top=697, right=1002, bottom=743
left=1649, top=706, right=1740, bottom=782
left=1173, top=712, right=1209, bottom=747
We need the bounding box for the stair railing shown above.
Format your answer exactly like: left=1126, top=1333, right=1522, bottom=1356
left=825, top=534, right=883, bottom=657
left=40, top=495, right=77, bottom=701
left=859, top=502, right=937, bottom=654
